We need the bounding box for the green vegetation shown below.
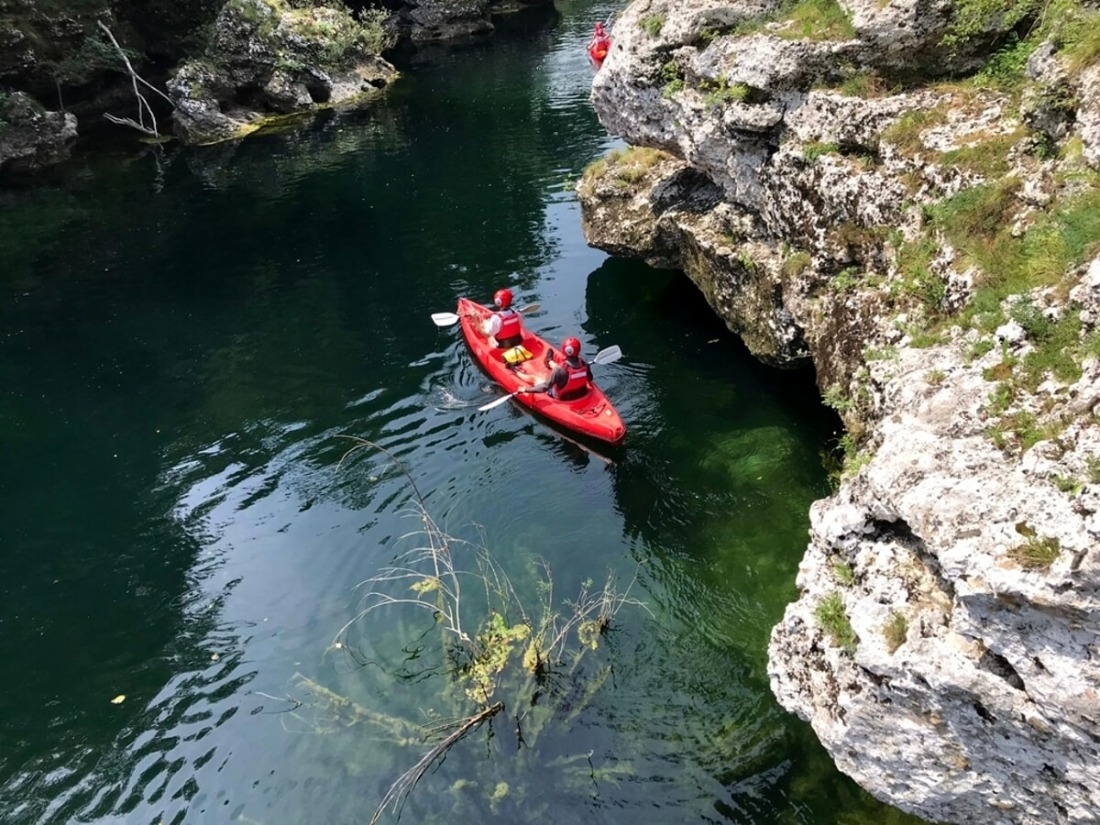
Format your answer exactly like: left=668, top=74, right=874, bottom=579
left=832, top=560, right=855, bottom=586
left=581, top=147, right=669, bottom=195
left=1053, top=474, right=1083, bottom=494
left=830, top=266, right=861, bottom=292
left=836, top=71, right=890, bottom=98
left=701, top=77, right=750, bottom=108
left=1008, top=522, right=1061, bottom=569
left=332, top=439, right=646, bottom=821
left=814, top=592, right=858, bottom=652
left=641, top=14, right=666, bottom=37
left=823, top=386, right=853, bottom=413
left=925, top=368, right=946, bottom=385
left=776, top=0, right=855, bottom=41
left=803, top=141, right=839, bottom=162
left=941, top=0, right=1042, bottom=52
left=782, top=250, right=812, bottom=278
left=660, top=60, right=684, bottom=98
left=883, top=611, right=907, bottom=653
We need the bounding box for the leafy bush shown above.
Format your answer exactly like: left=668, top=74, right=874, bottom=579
left=641, top=14, right=665, bottom=37
left=814, top=592, right=858, bottom=652
left=777, top=0, right=855, bottom=41
left=883, top=611, right=907, bottom=653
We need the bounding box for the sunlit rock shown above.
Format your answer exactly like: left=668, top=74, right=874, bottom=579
left=167, top=0, right=398, bottom=145
left=580, top=0, right=1100, bottom=819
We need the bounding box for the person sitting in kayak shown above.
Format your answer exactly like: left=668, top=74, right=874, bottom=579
left=588, top=21, right=611, bottom=61
left=519, top=337, right=592, bottom=401
left=481, top=288, right=524, bottom=349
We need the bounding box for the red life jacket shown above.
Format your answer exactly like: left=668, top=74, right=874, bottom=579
left=497, top=309, right=521, bottom=342
left=553, top=359, right=589, bottom=399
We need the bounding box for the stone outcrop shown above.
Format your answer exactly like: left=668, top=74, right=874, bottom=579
left=166, top=0, right=398, bottom=145
left=579, top=0, right=1100, bottom=822
left=0, top=90, right=78, bottom=174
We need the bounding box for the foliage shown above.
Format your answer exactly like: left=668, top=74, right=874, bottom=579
left=940, top=129, right=1023, bottom=179
left=701, top=77, right=749, bottom=108
left=883, top=611, right=907, bottom=653
left=782, top=250, right=812, bottom=279
left=1008, top=523, right=1061, bottom=569
left=331, top=437, right=648, bottom=825
left=803, top=141, right=839, bottom=162
left=641, top=14, right=666, bottom=37
left=880, top=107, right=947, bottom=156
left=836, top=71, right=890, bottom=98
left=823, top=386, right=853, bottom=413
left=776, top=0, right=855, bottom=41
left=582, top=146, right=668, bottom=193
left=45, top=29, right=142, bottom=84
left=941, top=0, right=1043, bottom=51
left=814, top=592, right=857, bottom=652
left=831, top=560, right=854, bottom=586
left=660, top=60, right=684, bottom=98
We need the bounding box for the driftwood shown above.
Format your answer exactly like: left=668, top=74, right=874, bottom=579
left=369, top=701, right=504, bottom=825
left=97, top=21, right=175, bottom=137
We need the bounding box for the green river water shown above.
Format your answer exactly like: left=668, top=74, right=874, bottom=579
left=0, top=4, right=922, bottom=824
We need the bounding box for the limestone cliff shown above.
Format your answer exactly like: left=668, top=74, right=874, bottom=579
left=578, top=1, right=1100, bottom=822
left=0, top=0, right=552, bottom=171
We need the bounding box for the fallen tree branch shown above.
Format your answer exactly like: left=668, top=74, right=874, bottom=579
left=370, top=701, right=504, bottom=825
left=97, top=21, right=174, bottom=137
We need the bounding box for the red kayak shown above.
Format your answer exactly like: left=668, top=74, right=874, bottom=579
left=588, top=34, right=611, bottom=63
left=456, top=298, right=626, bottom=445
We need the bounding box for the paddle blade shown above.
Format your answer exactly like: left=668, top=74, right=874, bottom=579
left=592, top=345, right=622, bottom=365
left=477, top=391, right=519, bottom=412
left=431, top=312, right=460, bottom=327
left=517, top=302, right=540, bottom=315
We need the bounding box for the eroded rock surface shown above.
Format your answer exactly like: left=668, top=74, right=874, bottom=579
left=167, top=0, right=398, bottom=145
left=579, top=0, right=1100, bottom=821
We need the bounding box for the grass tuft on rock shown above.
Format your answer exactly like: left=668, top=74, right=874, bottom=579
left=814, top=592, right=858, bottom=652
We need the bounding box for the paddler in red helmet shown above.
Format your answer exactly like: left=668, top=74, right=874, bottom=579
left=481, top=288, right=524, bottom=349
left=519, top=336, right=592, bottom=400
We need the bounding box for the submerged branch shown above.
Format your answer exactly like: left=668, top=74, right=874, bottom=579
left=369, top=701, right=504, bottom=825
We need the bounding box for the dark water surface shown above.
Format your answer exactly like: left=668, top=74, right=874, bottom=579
left=0, top=6, right=919, bottom=824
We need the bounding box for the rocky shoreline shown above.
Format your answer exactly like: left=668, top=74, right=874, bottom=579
left=0, top=0, right=552, bottom=175
left=578, top=1, right=1100, bottom=822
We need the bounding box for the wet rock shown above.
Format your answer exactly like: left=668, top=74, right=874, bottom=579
left=167, top=0, right=398, bottom=145
left=0, top=91, right=78, bottom=176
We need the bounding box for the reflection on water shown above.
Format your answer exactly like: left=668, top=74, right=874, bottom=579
left=0, top=4, right=923, bottom=824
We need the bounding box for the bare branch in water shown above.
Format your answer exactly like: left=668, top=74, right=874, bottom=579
left=370, top=701, right=504, bottom=825
left=97, top=21, right=174, bottom=137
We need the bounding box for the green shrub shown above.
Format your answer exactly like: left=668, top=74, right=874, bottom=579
left=803, top=141, right=839, bottom=162
left=778, top=0, right=855, bottom=41
left=832, top=561, right=855, bottom=586
left=883, top=611, right=907, bottom=653
left=815, top=592, right=858, bottom=652
left=641, top=14, right=665, bottom=36
left=1009, top=533, right=1061, bottom=570
left=782, top=250, right=812, bottom=278
left=701, top=78, right=750, bottom=108
left=941, top=0, right=1043, bottom=51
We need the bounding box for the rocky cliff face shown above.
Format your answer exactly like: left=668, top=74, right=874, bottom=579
left=579, top=1, right=1100, bottom=822
left=0, top=0, right=553, bottom=170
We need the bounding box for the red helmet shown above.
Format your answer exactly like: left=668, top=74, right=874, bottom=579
left=562, top=337, right=581, bottom=358
left=595, top=21, right=605, bottom=34
left=493, top=288, right=513, bottom=309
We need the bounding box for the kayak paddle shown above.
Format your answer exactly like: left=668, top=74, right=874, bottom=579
left=476, top=345, right=623, bottom=412
left=431, top=303, right=540, bottom=327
